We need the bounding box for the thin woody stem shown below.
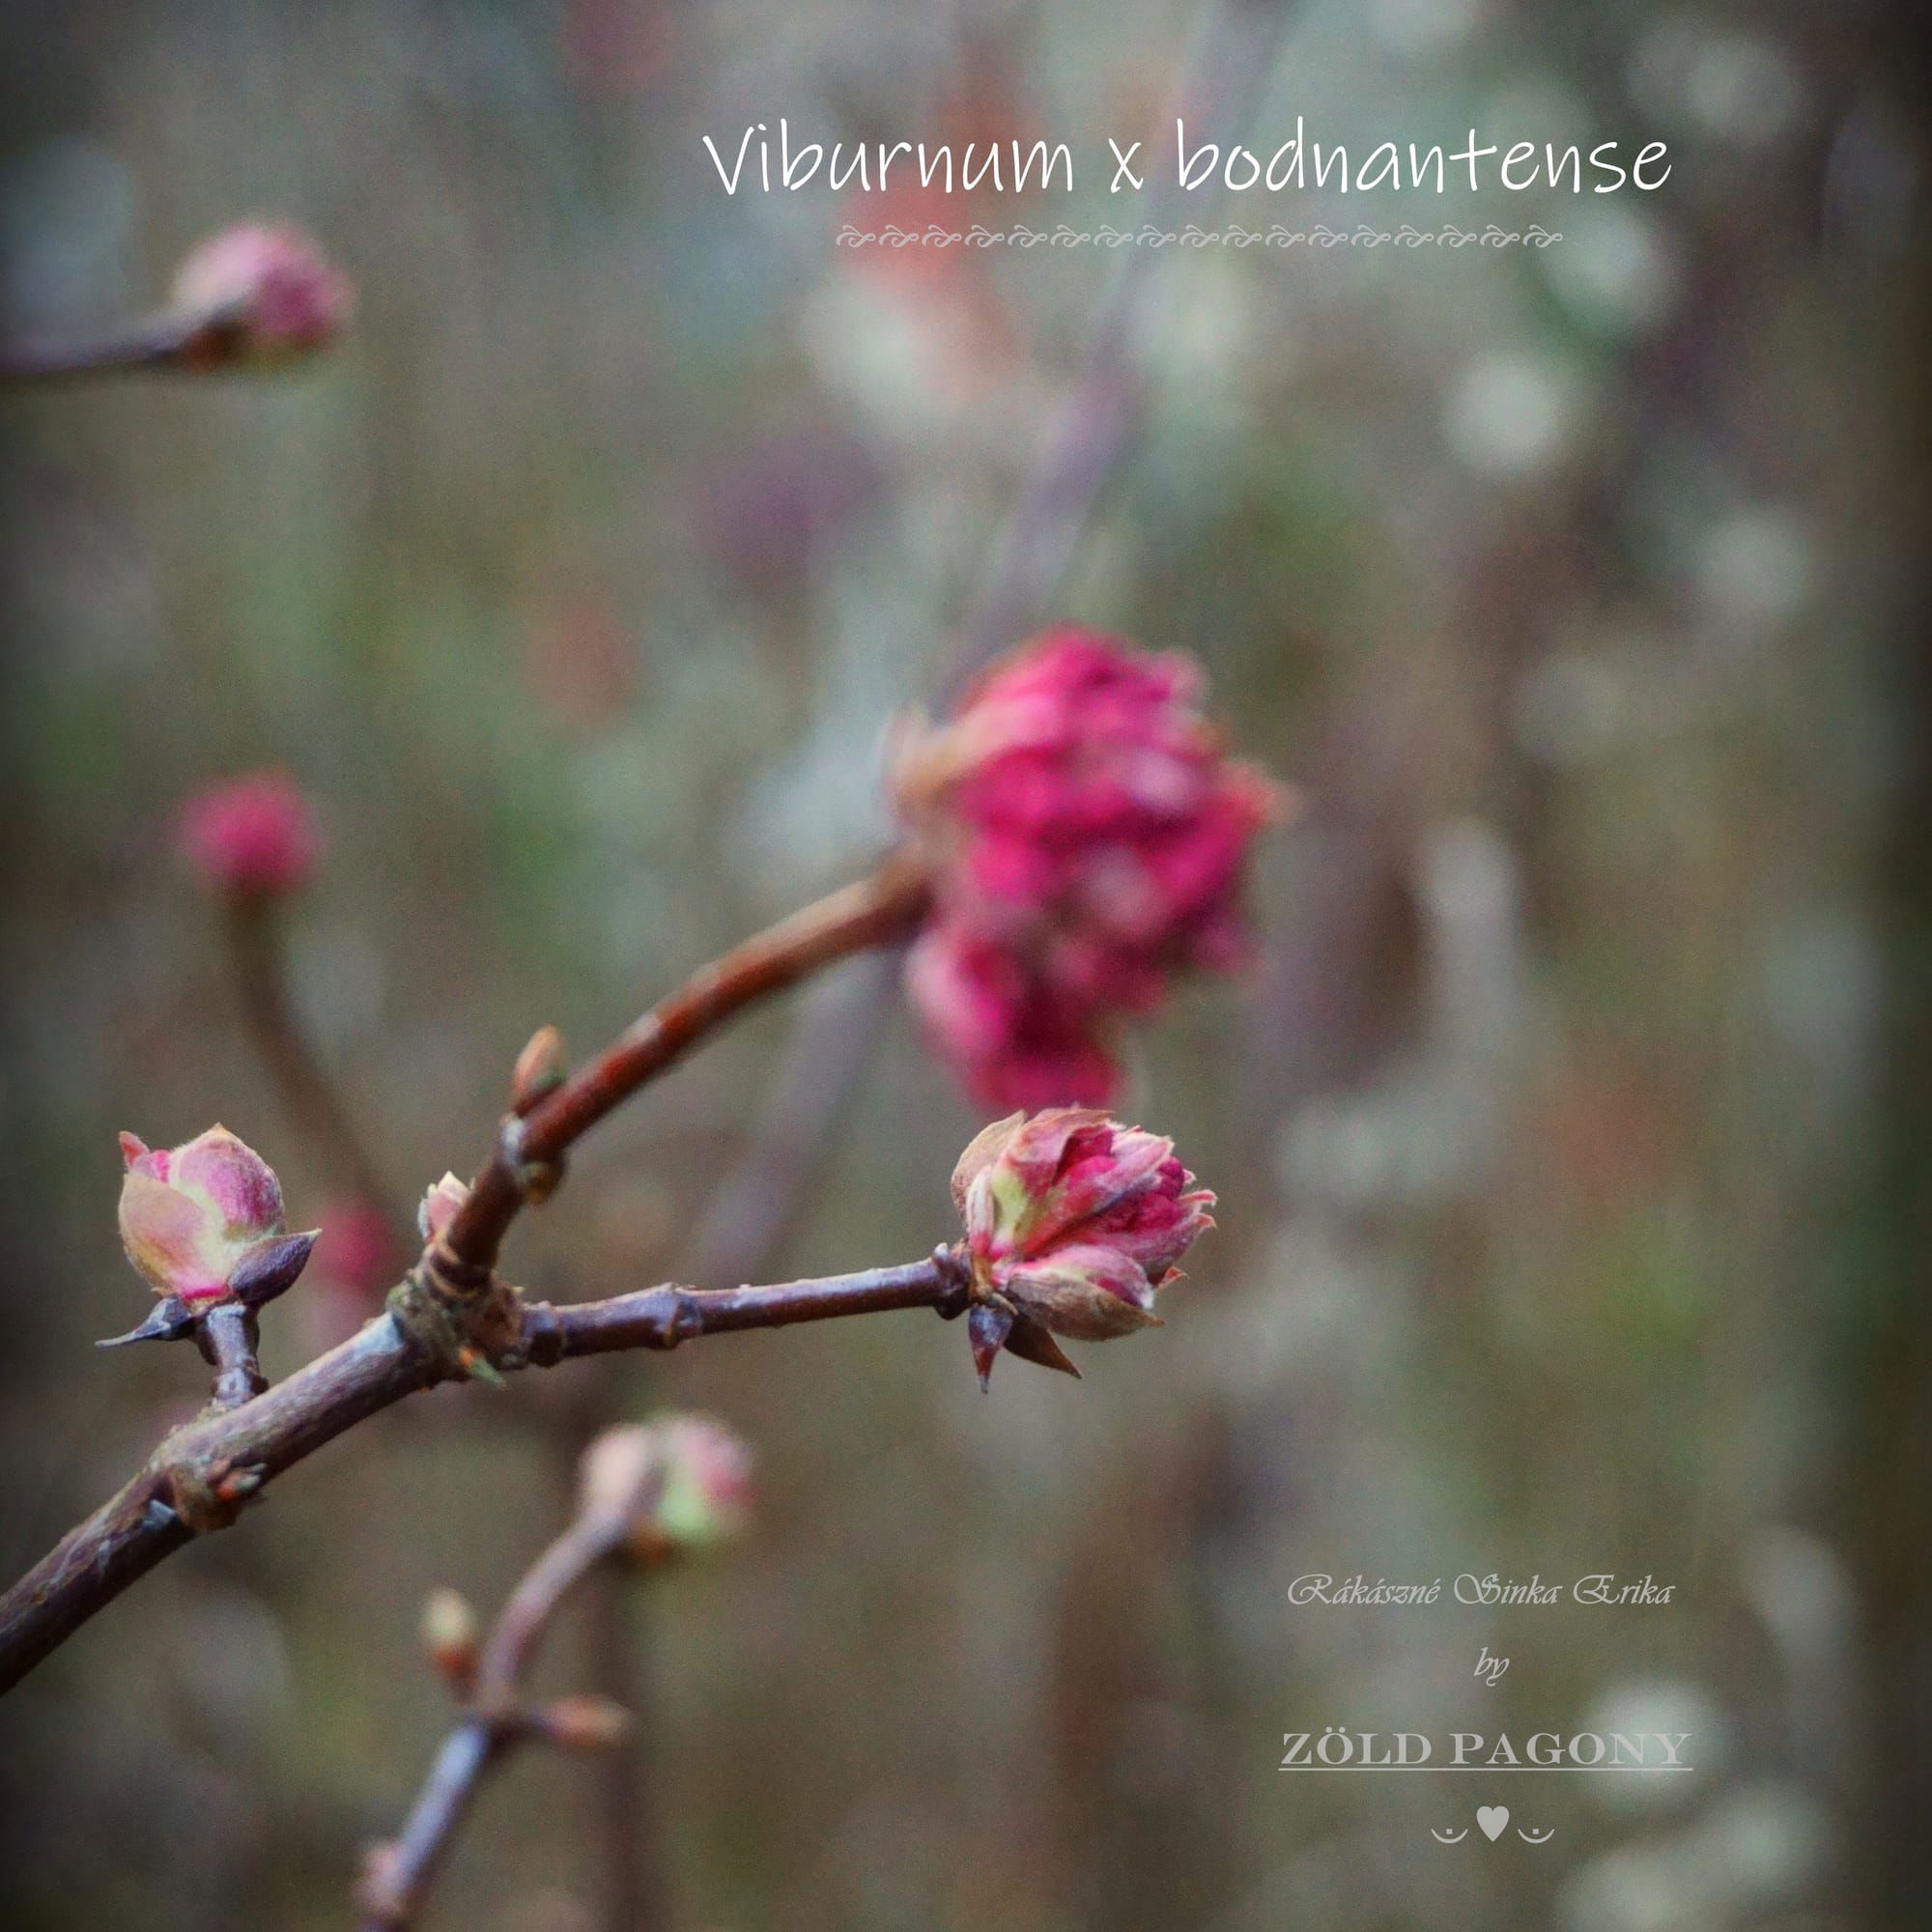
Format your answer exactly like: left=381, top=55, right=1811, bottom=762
left=361, top=1507, right=633, bottom=1932
left=586, top=1552, right=660, bottom=1932
left=360, top=1722, right=499, bottom=1932
left=0, top=311, right=210, bottom=385
left=439, top=858, right=929, bottom=1281
left=0, top=860, right=932, bottom=1693
left=198, top=1304, right=267, bottom=1411
left=223, top=895, right=412, bottom=1246
left=0, top=1252, right=966, bottom=1693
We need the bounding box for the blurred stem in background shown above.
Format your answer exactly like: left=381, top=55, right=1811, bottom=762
left=1858, top=7, right=1932, bottom=1915
left=357, top=1413, right=750, bottom=1932
left=222, top=895, right=413, bottom=1247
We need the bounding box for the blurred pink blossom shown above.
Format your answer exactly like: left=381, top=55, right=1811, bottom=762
left=313, top=1198, right=399, bottom=1299
left=170, top=222, right=353, bottom=364
left=175, top=771, right=319, bottom=899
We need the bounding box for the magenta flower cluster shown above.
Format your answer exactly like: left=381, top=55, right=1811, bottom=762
left=897, top=628, right=1282, bottom=1109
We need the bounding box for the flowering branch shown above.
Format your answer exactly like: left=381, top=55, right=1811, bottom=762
left=0, top=1253, right=963, bottom=1695
left=0, top=222, right=351, bottom=385
left=0, top=860, right=929, bottom=1694
left=357, top=1418, right=751, bottom=1932
left=2, top=626, right=1257, bottom=1694
left=433, top=859, right=929, bottom=1284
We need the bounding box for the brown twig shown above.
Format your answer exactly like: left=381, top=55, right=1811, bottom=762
left=359, top=1491, right=652, bottom=1932
left=197, top=1302, right=268, bottom=1412
left=437, top=859, right=928, bottom=1285
left=0, top=859, right=936, bottom=1691
left=223, top=895, right=413, bottom=1245
left=0, top=1253, right=966, bottom=1692
left=0, top=311, right=211, bottom=385
left=585, top=1550, right=660, bottom=1932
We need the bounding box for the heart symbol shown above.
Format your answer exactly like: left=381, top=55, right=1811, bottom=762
left=1476, top=1805, right=1509, bottom=1841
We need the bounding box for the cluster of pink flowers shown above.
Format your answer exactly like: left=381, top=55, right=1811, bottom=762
left=174, top=770, right=319, bottom=900
left=170, top=223, right=354, bottom=366
left=896, top=629, right=1282, bottom=1109
left=952, top=1106, right=1215, bottom=1382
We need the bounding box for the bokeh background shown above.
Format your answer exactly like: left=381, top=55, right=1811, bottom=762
left=1, top=2, right=1926, bottom=1929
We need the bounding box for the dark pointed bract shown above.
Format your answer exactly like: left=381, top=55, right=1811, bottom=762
left=967, top=1297, right=1015, bottom=1389
left=97, top=1295, right=199, bottom=1348
left=1000, top=1312, right=1083, bottom=1378
left=228, top=1229, right=320, bottom=1307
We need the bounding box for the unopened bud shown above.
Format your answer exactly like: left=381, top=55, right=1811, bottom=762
left=536, top=1693, right=634, bottom=1751
left=511, top=1025, right=568, bottom=1113
left=579, top=1423, right=659, bottom=1527
left=170, top=223, right=353, bottom=367
left=420, top=1587, right=480, bottom=1689
left=578, top=1414, right=754, bottom=1562
left=652, top=1414, right=755, bottom=1552
left=951, top=1107, right=1213, bottom=1384
left=118, top=1124, right=303, bottom=1307
left=417, top=1172, right=469, bottom=1244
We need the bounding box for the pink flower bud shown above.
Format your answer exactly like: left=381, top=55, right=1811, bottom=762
left=579, top=1415, right=754, bottom=1560
left=895, top=629, right=1286, bottom=1108
left=169, top=222, right=353, bottom=366
left=117, top=1125, right=290, bottom=1304
left=414, top=1173, right=469, bottom=1247
left=952, top=1107, right=1213, bottom=1382
left=175, top=771, right=319, bottom=900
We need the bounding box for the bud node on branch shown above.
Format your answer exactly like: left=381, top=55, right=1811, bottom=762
left=165, top=1455, right=265, bottom=1535
left=386, top=1267, right=523, bottom=1384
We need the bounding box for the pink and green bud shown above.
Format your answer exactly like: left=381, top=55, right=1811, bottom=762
left=952, top=1107, right=1214, bottom=1383
left=169, top=222, right=353, bottom=367
left=175, top=771, right=319, bottom=900
left=117, top=1125, right=298, bottom=1305
left=895, top=629, right=1285, bottom=1109
left=535, top=1693, right=635, bottom=1751
left=579, top=1415, right=755, bottom=1561
left=652, top=1415, right=756, bottom=1550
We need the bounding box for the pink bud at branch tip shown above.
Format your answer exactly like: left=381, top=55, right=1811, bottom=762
left=895, top=627, right=1288, bottom=1109
left=952, top=1107, right=1214, bottom=1385
left=169, top=222, right=353, bottom=367
left=579, top=1415, right=755, bottom=1561
left=174, top=771, right=319, bottom=900
left=117, top=1124, right=302, bottom=1308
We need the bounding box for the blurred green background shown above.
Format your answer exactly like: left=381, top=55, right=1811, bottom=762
left=0, top=2, right=1925, bottom=1929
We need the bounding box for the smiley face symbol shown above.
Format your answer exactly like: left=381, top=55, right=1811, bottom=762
left=1517, top=1828, right=1555, bottom=1844
left=1429, top=1828, right=1468, bottom=1842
